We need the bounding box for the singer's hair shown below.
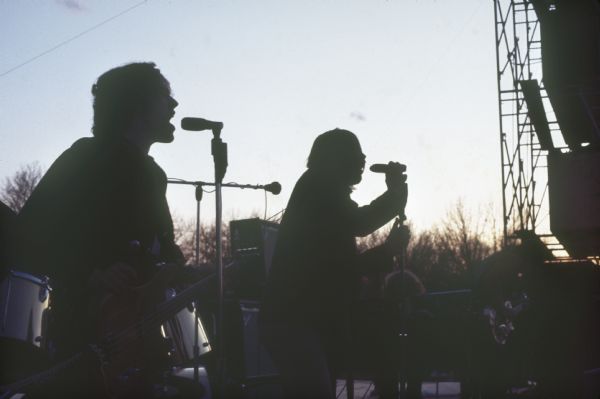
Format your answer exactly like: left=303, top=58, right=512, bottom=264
left=91, top=62, right=171, bottom=139
left=307, top=128, right=361, bottom=170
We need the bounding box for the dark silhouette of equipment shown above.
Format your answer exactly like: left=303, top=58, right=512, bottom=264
left=519, top=79, right=554, bottom=151
left=548, top=150, right=600, bottom=257
left=531, top=0, right=600, bottom=149
left=237, top=301, right=280, bottom=398
left=229, top=218, right=279, bottom=300
left=522, top=0, right=600, bottom=258
left=221, top=219, right=281, bottom=397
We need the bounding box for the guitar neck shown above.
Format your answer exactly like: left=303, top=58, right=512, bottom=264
left=0, top=352, right=85, bottom=398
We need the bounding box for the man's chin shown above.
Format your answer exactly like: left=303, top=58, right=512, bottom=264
left=155, top=130, right=175, bottom=143
left=345, top=177, right=362, bottom=187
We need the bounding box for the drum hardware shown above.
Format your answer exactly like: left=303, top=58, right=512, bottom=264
left=0, top=270, right=51, bottom=349
left=38, top=276, right=50, bottom=302
left=160, top=287, right=211, bottom=367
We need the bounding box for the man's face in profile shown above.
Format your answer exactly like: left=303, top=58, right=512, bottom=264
left=148, top=94, right=178, bottom=144
left=141, top=81, right=178, bottom=144
left=340, top=140, right=366, bottom=186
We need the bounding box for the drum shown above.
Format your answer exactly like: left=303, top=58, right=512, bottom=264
left=161, top=288, right=211, bottom=366
left=0, top=270, right=51, bottom=349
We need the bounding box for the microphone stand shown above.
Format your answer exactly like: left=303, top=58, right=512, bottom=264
left=193, top=185, right=202, bottom=383
left=211, top=130, right=228, bottom=398
left=168, top=176, right=283, bottom=394
left=168, top=179, right=279, bottom=192
left=167, top=178, right=281, bottom=268
left=164, top=180, right=204, bottom=383
left=395, top=215, right=408, bottom=397
left=165, top=131, right=228, bottom=392
left=195, top=185, right=203, bottom=266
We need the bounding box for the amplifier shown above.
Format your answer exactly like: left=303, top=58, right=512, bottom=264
left=239, top=301, right=281, bottom=398
left=549, top=150, right=600, bottom=257
left=229, top=218, right=279, bottom=299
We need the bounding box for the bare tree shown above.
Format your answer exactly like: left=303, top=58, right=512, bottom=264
left=1, top=163, right=43, bottom=212
left=406, top=228, right=437, bottom=282
left=172, top=215, right=196, bottom=263
left=173, top=199, right=503, bottom=292
left=423, top=200, right=501, bottom=290
left=435, top=200, right=493, bottom=274
left=172, top=215, right=231, bottom=265
left=356, top=223, right=391, bottom=252
left=355, top=200, right=502, bottom=291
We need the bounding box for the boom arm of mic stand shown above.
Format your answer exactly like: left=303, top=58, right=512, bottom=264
left=168, top=179, right=278, bottom=192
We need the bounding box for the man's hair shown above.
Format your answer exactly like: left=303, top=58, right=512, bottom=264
left=91, top=62, right=170, bottom=139
left=307, top=128, right=359, bottom=170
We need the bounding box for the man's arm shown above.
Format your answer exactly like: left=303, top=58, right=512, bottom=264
left=345, top=162, right=408, bottom=237
left=355, top=221, right=410, bottom=274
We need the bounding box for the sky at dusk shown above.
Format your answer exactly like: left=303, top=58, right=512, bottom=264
left=0, top=0, right=501, bottom=233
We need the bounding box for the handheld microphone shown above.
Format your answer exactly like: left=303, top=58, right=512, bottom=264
left=181, top=117, right=224, bottom=132
left=369, top=163, right=407, bottom=174
left=369, top=164, right=389, bottom=173
left=371, top=163, right=408, bottom=221
left=263, top=182, right=282, bottom=195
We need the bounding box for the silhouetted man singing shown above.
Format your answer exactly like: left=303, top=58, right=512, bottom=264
left=260, top=128, right=408, bottom=399
left=18, top=62, right=184, bottom=397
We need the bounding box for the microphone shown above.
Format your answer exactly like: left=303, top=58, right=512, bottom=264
left=181, top=117, right=224, bottom=132
left=263, top=182, right=282, bottom=195
left=369, top=163, right=407, bottom=173
left=371, top=163, right=407, bottom=222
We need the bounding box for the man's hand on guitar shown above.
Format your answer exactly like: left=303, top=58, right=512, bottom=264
left=89, top=262, right=138, bottom=296
left=384, top=220, right=410, bottom=257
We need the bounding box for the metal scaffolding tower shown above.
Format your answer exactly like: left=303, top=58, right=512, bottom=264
left=493, top=0, right=565, bottom=248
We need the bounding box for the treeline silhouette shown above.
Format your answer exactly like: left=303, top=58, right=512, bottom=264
left=173, top=201, right=501, bottom=292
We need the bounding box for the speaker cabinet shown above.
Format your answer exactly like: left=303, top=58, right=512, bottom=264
left=229, top=218, right=279, bottom=300
left=549, top=150, right=600, bottom=257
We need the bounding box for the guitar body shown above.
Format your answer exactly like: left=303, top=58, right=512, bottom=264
left=94, top=284, right=170, bottom=398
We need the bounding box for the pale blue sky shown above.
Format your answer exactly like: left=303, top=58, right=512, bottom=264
left=0, top=0, right=500, bottom=232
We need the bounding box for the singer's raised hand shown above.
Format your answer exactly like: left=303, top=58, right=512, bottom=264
left=384, top=162, right=408, bottom=215
left=385, top=161, right=407, bottom=190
